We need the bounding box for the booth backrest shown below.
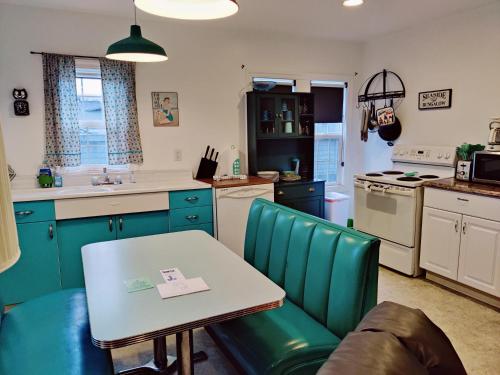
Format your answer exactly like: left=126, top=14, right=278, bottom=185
left=244, top=199, right=380, bottom=339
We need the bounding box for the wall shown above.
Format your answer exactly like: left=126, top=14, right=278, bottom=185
left=0, top=4, right=363, bottom=178
left=359, top=2, right=500, bottom=172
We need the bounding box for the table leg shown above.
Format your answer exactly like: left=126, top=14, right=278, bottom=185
left=176, top=330, right=193, bottom=375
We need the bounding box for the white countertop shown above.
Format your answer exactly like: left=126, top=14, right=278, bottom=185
left=11, top=180, right=211, bottom=202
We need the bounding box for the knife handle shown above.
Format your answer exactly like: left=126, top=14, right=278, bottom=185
left=209, top=148, right=215, bottom=160
left=214, top=152, right=219, bottom=161
left=204, top=145, right=210, bottom=158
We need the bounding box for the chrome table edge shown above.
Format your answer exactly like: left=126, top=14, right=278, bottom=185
left=91, top=298, right=284, bottom=349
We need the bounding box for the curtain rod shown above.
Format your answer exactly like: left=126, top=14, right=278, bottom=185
left=30, top=51, right=103, bottom=59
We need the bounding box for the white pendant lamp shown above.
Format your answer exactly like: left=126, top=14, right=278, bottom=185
left=135, top=0, right=239, bottom=20
left=343, top=0, right=364, bottom=7
left=0, top=124, right=20, bottom=273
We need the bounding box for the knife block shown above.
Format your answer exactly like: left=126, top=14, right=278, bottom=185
left=196, top=158, right=218, bottom=179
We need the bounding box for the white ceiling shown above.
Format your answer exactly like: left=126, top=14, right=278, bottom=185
left=0, top=0, right=496, bottom=41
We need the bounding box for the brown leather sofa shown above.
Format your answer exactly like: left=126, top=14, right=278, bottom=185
left=317, top=301, right=467, bottom=375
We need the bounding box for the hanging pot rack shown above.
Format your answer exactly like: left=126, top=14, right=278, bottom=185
left=358, top=69, right=405, bottom=103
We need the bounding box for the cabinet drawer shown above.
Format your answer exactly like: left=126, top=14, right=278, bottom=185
left=13, top=200, right=55, bottom=223
left=169, top=189, right=212, bottom=209
left=171, top=223, right=213, bottom=236
left=424, top=188, right=500, bottom=222
left=275, top=181, right=325, bottom=200
left=170, top=206, right=213, bottom=227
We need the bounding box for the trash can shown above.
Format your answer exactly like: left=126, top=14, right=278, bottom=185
left=325, top=192, right=350, bottom=226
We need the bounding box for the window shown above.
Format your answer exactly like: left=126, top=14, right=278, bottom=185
left=314, top=123, right=343, bottom=183
left=75, top=59, right=108, bottom=166
left=311, top=82, right=346, bottom=185
left=252, top=77, right=295, bottom=93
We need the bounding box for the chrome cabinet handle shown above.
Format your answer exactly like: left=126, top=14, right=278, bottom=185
left=185, top=196, right=199, bottom=202
left=462, top=222, right=467, bottom=235
left=308, top=187, right=315, bottom=193
left=49, top=224, right=54, bottom=239
left=15, top=210, right=34, bottom=217
left=277, top=190, right=285, bottom=196
left=457, top=197, right=469, bottom=202
left=454, top=220, right=459, bottom=233
left=185, top=215, right=199, bottom=222
left=109, top=217, right=114, bottom=232
left=119, top=217, right=123, bottom=231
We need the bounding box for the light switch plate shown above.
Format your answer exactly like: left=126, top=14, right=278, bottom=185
left=174, top=149, right=182, bottom=162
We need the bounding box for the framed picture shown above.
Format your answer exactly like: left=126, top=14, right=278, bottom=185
left=152, top=92, right=179, bottom=127
left=418, top=89, right=452, bottom=110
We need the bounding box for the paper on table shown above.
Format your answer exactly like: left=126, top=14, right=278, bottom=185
left=157, top=277, right=210, bottom=299
left=124, top=277, right=154, bottom=293
left=160, top=268, right=185, bottom=283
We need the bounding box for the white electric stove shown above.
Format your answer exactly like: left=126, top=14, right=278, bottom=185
left=354, top=145, right=456, bottom=276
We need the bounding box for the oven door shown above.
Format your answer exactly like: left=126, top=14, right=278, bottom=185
left=354, top=181, right=418, bottom=247
left=473, top=152, right=500, bottom=185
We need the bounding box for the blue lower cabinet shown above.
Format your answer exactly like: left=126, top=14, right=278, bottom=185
left=117, top=211, right=169, bottom=240
left=170, top=206, right=213, bottom=227
left=0, top=221, right=61, bottom=304
left=57, top=216, right=117, bottom=289
left=171, top=223, right=214, bottom=236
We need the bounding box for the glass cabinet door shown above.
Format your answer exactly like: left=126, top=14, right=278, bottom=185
left=257, top=95, right=277, bottom=137
left=276, top=95, right=298, bottom=137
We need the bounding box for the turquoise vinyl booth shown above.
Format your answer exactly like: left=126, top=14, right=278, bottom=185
left=208, top=199, right=380, bottom=375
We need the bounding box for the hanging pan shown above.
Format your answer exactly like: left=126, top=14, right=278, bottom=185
left=378, top=116, right=402, bottom=146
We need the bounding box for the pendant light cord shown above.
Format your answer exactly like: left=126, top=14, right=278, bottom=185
left=134, top=0, right=137, bottom=25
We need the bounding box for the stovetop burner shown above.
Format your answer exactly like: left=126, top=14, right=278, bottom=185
left=419, top=175, right=440, bottom=179
left=397, top=176, right=423, bottom=182
left=366, top=173, right=383, bottom=177
left=383, top=171, right=404, bottom=175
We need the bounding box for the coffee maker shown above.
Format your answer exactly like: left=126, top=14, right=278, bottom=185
left=486, top=118, right=500, bottom=152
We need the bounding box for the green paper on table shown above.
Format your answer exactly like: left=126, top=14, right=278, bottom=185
left=124, top=277, right=154, bottom=293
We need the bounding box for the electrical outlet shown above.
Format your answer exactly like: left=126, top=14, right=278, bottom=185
left=174, top=149, right=182, bottom=162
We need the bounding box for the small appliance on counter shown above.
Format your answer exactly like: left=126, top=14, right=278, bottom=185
left=37, top=165, right=53, bottom=188
left=486, top=118, right=500, bottom=152
left=472, top=151, right=500, bottom=185
left=455, top=143, right=485, bottom=181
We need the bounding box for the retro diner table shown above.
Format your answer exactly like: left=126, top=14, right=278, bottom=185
left=82, top=230, right=285, bottom=375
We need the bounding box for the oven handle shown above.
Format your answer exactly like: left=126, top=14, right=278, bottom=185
left=354, top=181, right=415, bottom=197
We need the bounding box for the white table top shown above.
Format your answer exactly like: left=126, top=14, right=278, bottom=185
left=82, top=231, right=285, bottom=349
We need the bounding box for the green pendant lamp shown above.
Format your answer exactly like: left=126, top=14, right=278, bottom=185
left=106, top=4, right=167, bottom=62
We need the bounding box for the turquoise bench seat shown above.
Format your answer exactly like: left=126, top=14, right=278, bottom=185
left=208, top=199, right=380, bottom=375
left=0, top=289, right=114, bottom=375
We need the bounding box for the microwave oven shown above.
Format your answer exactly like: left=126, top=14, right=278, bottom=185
left=472, top=151, right=500, bottom=185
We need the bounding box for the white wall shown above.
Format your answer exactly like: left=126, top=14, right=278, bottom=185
left=0, top=4, right=363, bottom=177
left=359, top=2, right=500, bottom=172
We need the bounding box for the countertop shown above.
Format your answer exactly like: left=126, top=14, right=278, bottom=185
left=11, top=180, right=212, bottom=202
left=197, top=176, right=273, bottom=189
left=423, top=177, right=500, bottom=199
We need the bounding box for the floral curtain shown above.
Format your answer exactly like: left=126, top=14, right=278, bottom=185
left=99, top=58, right=143, bottom=165
left=43, top=53, right=81, bottom=167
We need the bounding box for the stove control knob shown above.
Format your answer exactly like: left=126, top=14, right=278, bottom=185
left=445, top=153, right=451, bottom=159
left=437, top=153, right=443, bottom=159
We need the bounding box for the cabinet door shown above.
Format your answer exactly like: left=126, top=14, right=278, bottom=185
left=256, top=94, right=278, bottom=138
left=57, top=216, right=116, bottom=289
left=458, top=215, right=500, bottom=296
left=0, top=221, right=61, bottom=304
left=420, top=207, right=462, bottom=280
left=117, top=211, right=169, bottom=240
left=276, top=95, right=299, bottom=137
left=277, top=196, right=325, bottom=218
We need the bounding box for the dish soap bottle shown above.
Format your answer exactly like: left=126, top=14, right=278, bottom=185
left=54, top=166, right=63, bottom=188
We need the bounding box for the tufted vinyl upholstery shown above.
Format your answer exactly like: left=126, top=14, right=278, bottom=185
left=208, top=199, right=380, bottom=375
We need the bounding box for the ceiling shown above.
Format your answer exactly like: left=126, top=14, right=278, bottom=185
left=0, top=0, right=496, bottom=41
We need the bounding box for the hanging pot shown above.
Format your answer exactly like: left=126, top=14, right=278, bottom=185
left=378, top=116, right=402, bottom=144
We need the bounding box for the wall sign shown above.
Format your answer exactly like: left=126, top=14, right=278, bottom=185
left=418, top=89, right=452, bottom=110
left=152, top=92, right=179, bottom=127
